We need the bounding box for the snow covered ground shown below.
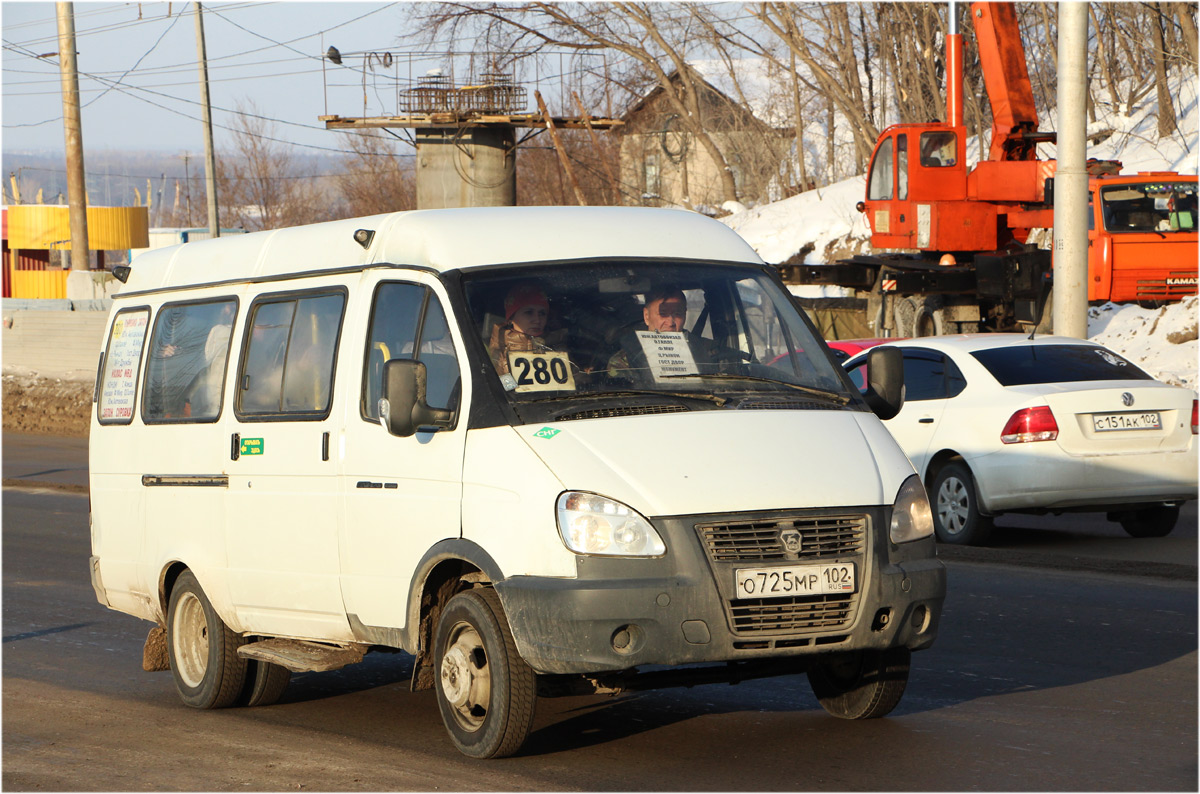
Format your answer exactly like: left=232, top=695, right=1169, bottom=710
left=721, top=67, right=1199, bottom=390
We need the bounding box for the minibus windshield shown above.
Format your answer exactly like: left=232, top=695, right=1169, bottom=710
left=460, top=260, right=857, bottom=417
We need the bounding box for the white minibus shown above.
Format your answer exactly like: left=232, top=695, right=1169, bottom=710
left=90, top=206, right=945, bottom=758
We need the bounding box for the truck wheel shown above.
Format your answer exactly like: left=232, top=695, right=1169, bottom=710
left=808, top=647, right=910, bottom=719
left=1116, top=504, right=1180, bottom=538
left=434, top=588, right=536, bottom=759
left=931, top=461, right=993, bottom=545
left=894, top=296, right=944, bottom=337
left=240, top=655, right=291, bottom=707
left=167, top=570, right=247, bottom=709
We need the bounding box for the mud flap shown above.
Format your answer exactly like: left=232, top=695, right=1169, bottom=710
left=143, top=626, right=169, bottom=672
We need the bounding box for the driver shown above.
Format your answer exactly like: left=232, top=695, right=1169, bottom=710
left=607, top=287, right=719, bottom=378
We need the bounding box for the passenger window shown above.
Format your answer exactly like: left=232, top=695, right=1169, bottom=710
left=919, top=131, right=957, bottom=167
left=902, top=351, right=948, bottom=401
left=362, top=283, right=460, bottom=421
left=946, top=357, right=967, bottom=398
left=143, top=299, right=237, bottom=423
left=897, top=134, right=908, bottom=200
left=867, top=138, right=894, bottom=200
left=238, top=292, right=345, bottom=418
left=98, top=308, right=150, bottom=425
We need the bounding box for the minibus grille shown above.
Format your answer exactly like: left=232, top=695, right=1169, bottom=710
left=693, top=512, right=867, bottom=637
left=729, top=594, right=856, bottom=633
left=554, top=403, right=689, bottom=421
left=696, top=514, right=866, bottom=561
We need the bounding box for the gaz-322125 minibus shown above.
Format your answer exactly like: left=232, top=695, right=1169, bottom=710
left=90, top=207, right=946, bottom=758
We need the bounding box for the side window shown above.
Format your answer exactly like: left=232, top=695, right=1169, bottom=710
left=97, top=308, right=150, bottom=425
left=920, top=131, right=957, bottom=168
left=897, top=134, right=908, bottom=200
left=945, top=356, right=967, bottom=398
left=902, top=350, right=949, bottom=401
left=362, top=283, right=460, bottom=421
left=143, top=299, right=237, bottom=423
left=238, top=291, right=345, bottom=418
left=867, top=137, right=894, bottom=200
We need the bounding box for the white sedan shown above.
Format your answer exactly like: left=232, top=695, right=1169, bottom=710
left=842, top=335, right=1198, bottom=545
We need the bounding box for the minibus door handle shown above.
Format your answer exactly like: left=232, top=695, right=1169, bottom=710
left=231, top=433, right=240, bottom=461
left=322, top=432, right=330, bottom=462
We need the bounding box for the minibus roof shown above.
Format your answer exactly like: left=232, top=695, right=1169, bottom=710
left=120, top=206, right=764, bottom=294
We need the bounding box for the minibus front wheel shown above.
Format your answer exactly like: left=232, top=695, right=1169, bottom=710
left=433, top=587, right=536, bottom=758
left=807, top=646, right=910, bottom=719
left=167, top=570, right=248, bottom=709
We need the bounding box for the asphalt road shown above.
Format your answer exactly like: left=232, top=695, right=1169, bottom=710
left=2, top=434, right=1197, bottom=790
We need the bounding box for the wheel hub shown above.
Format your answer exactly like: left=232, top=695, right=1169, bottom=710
left=937, top=476, right=969, bottom=534
left=440, top=623, right=490, bottom=731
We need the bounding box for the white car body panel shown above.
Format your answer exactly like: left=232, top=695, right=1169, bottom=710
left=514, top=410, right=915, bottom=518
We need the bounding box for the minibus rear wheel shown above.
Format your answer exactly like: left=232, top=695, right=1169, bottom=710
left=808, top=646, right=910, bottom=719
left=167, top=570, right=248, bottom=709
left=433, top=587, right=536, bottom=758
left=240, top=656, right=291, bottom=707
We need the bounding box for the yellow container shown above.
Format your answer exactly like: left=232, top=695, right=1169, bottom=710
left=6, top=205, right=149, bottom=250
left=9, top=267, right=70, bottom=299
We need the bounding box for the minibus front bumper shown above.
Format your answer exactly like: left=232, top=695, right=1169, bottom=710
left=494, top=508, right=945, bottom=676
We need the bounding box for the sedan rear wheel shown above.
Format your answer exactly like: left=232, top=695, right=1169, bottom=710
left=931, top=461, right=993, bottom=545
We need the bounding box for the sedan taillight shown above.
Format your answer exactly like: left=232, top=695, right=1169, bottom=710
left=1192, top=400, right=1197, bottom=435
left=1001, top=406, right=1059, bottom=444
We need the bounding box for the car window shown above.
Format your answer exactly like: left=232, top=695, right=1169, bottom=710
left=971, top=344, right=1153, bottom=386
left=361, top=283, right=460, bottom=421
left=237, top=291, right=346, bottom=418
left=945, top=355, right=967, bottom=397
left=143, top=298, right=237, bottom=423
left=902, top=350, right=949, bottom=401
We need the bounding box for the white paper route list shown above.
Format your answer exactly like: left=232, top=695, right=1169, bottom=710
left=98, top=310, right=149, bottom=422
left=635, top=330, right=698, bottom=382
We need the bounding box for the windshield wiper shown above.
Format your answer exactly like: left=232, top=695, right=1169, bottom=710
left=525, top=389, right=727, bottom=406
left=661, top=373, right=851, bottom=405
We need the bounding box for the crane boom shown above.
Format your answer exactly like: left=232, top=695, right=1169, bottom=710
left=972, top=1, right=1040, bottom=161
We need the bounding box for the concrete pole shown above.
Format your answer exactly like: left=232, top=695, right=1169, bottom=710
left=56, top=2, right=90, bottom=271
left=194, top=3, right=220, bottom=238
left=1052, top=2, right=1090, bottom=339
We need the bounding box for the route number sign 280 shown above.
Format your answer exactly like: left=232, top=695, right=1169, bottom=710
left=508, top=351, right=576, bottom=392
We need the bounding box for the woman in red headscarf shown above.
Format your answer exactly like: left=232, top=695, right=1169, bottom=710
left=487, top=282, right=556, bottom=377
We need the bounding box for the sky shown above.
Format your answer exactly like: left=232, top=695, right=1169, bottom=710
left=1, top=1, right=457, bottom=155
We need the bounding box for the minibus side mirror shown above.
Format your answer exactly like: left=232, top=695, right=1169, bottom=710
left=863, top=347, right=904, bottom=421
left=379, top=359, right=453, bottom=437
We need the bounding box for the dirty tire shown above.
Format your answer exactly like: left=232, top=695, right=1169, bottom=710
left=894, top=296, right=944, bottom=338
left=434, top=587, right=536, bottom=759
left=931, top=461, right=993, bottom=545
left=240, top=656, right=291, bottom=707
left=1117, top=504, right=1180, bottom=538
left=167, top=570, right=247, bottom=709
left=808, top=647, right=911, bottom=719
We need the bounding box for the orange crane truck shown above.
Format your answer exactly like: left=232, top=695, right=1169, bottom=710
left=782, top=1, right=1198, bottom=337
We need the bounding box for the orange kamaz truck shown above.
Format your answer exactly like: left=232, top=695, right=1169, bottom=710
left=783, top=2, right=1197, bottom=337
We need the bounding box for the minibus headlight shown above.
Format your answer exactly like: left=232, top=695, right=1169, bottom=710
left=556, top=492, right=666, bottom=557
left=890, top=474, right=934, bottom=544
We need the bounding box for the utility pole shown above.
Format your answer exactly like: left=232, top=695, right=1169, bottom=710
left=1052, top=2, right=1090, bottom=339
left=194, top=2, right=220, bottom=238
left=56, top=2, right=89, bottom=271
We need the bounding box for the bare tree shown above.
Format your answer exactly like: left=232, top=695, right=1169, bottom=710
left=334, top=131, right=415, bottom=216
left=217, top=103, right=336, bottom=231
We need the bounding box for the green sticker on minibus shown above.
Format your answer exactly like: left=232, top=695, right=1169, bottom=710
left=533, top=427, right=560, bottom=440
left=240, top=438, right=264, bottom=455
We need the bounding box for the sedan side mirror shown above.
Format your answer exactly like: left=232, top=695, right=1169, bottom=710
left=379, top=359, right=453, bottom=437
left=863, top=347, right=904, bottom=421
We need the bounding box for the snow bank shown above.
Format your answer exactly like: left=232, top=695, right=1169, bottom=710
left=1088, top=297, right=1199, bottom=390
